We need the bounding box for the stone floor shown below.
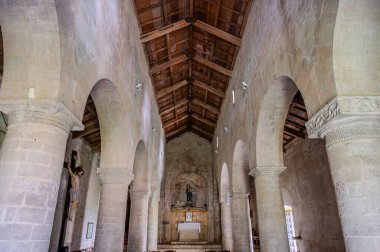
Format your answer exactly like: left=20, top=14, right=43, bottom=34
left=157, top=244, right=223, bottom=252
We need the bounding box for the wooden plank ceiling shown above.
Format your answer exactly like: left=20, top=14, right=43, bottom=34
left=73, top=96, right=101, bottom=153
left=134, top=0, right=253, bottom=142
left=283, top=91, right=308, bottom=151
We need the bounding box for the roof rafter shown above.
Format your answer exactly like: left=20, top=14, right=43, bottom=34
left=150, top=54, right=189, bottom=75
left=193, top=80, right=225, bottom=98
left=156, top=80, right=188, bottom=99
left=193, top=20, right=242, bottom=46
left=192, top=98, right=220, bottom=114
left=141, top=19, right=191, bottom=43
left=159, top=99, right=188, bottom=115
left=193, top=55, right=232, bottom=76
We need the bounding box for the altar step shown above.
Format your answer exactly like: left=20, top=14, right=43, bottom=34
left=157, top=243, right=223, bottom=252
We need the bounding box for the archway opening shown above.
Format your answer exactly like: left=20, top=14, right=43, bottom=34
left=127, top=140, right=151, bottom=252
left=231, top=140, right=253, bottom=252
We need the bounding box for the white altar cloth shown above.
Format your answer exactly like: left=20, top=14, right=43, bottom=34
left=177, top=222, right=201, bottom=241
left=177, top=222, right=201, bottom=233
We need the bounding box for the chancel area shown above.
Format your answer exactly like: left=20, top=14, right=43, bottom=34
left=0, top=1, right=379, bottom=252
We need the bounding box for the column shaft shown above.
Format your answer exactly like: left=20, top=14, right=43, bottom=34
left=94, top=183, right=129, bottom=252
left=0, top=120, right=70, bottom=251
left=254, top=172, right=289, bottom=252
left=232, top=193, right=253, bottom=252
left=221, top=201, right=234, bottom=251
left=147, top=199, right=159, bottom=250
left=323, top=117, right=380, bottom=251
left=127, top=191, right=150, bottom=252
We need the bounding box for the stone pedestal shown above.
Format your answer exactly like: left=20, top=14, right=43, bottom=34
left=127, top=190, right=150, bottom=252
left=0, top=100, right=82, bottom=251
left=147, top=196, right=160, bottom=250
left=94, top=170, right=132, bottom=252
left=232, top=193, right=253, bottom=252
left=306, top=96, right=380, bottom=252
left=220, top=201, right=233, bottom=251
left=251, top=168, right=289, bottom=252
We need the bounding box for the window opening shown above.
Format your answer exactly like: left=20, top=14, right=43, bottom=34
left=284, top=205, right=297, bottom=252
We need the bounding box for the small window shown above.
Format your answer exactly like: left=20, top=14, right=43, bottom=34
left=284, top=205, right=297, bottom=252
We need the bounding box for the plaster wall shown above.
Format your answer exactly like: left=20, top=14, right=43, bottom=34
left=280, top=138, right=345, bottom=252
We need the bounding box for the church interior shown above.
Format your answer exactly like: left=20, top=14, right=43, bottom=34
left=0, top=0, right=379, bottom=252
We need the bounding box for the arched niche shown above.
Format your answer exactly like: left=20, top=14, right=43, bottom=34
left=171, top=172, right=207, bottom=209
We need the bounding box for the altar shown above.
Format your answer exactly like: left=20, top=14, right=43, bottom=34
left=177, top=222, right=201, bottom=241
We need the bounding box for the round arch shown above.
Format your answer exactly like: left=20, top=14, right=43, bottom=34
left=232, top=140, right=250, bottom=194
left=130, top=140, right=150, bottom=191
left=89, top=79, right=131, bottom=170
left=220, top=163, right=230, bottom=203
left=255, top=76, right=299, bottom=168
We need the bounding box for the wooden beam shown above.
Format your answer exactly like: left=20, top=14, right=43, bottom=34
left=166, top=125, right=188, bottom=138
left=73, top=127, right=100, bottom=139
left=191, top=124, right=213, bottom=138
left=193, top=20, right=242, bottom=46
left=192, top=99, right=220, bottom=114
left=163, top=114, right=189, bottom=128
left=149, top=54, right=189, bottom=75
left=156, top=80, right=188, bottom=99
left=159, top=98, right=188, bottom=115
left=193, top=80, right=225, bottom=98
left=141, top=19, right=191, bottom=43
left=193, top=55, right=232, bottom=76
left=284, top=126, right=305, bottom=139
left=191, top=114, right=217, bottom=128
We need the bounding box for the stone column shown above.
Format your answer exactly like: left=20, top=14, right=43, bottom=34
left=0, top=100, right=82, bottom=251
left=220, top=201, right=234, bottom=251
left=128, top=190, right=150, bottom=252
left=147, top=194, right=159, bottom=250
left=306, top=96, right=380, bottom=252
left=250, top=167, right=289, bottom=252
left=232, top=192, right=253, bottom=252
left=94, top=169, right=133, bottom=252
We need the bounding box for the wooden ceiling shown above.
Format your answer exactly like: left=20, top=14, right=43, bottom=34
left=134, top=0, right=252, bottom=141
left=73, top=96, right=101, bottom=152
left=283, top=92, right=308, bottom=151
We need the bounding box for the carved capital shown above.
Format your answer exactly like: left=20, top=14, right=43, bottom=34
left=320, top=116, right=380, bottom=148
left=97, top=167, right=134, bottom=185
left=306, top=96, right=380, bottom=138
left=249, top=166, right=286, bottom=178
left=0, top=99, right=83, bottom=133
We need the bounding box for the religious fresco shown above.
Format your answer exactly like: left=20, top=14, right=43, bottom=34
left=171, top=172, right=207, bottom=209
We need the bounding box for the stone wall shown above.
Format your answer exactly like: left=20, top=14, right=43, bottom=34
left=280, top=137, right=345, bottom=252
left=159, top=132, right=219, bottom=243
left=77, top=153, right=100, bottom=250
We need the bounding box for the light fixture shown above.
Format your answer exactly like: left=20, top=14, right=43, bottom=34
left=242, top=81, right=248, bottom=90
left=28, top=87, right=35, bottom=99
left=136, top=83, right=143, bottom=92
left=232, top=89, right=235, bottom=104
left=152, top=127, right=157, bottom=134
left=214, top=149, right=219, bottom=154
left=224, top=126, right=229, bottom=133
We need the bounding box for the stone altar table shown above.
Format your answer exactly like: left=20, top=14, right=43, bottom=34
left=177, top=222, right=201, bottom=241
